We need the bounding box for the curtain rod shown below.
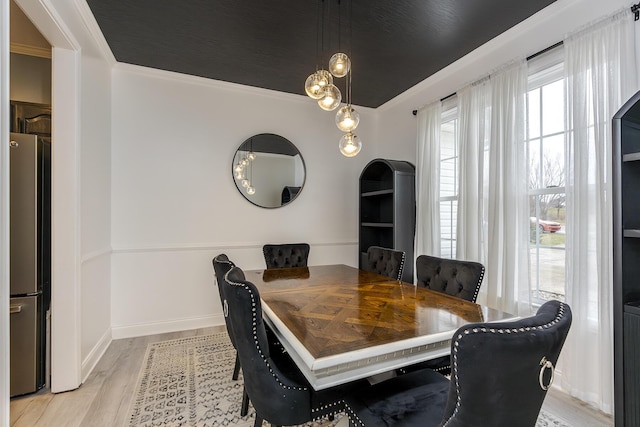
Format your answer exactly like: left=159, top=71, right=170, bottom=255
left=412, top=92, right=455, bottom=116
left=526, top=41, right=563, bottom=61
left=412, top=40, right=565, bottom=117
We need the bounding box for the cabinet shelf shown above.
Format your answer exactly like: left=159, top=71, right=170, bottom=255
left=361, top=222, right=393, bottom=228
left=361, top=189, right=393, bottom=197
left=359, top=158, right=415, bottom=283
left=623, top=152, right=640, bottom=162
left=624, top=229, right=640, bottom=238
left=613, top=89, right=640, bottom=425
left=625, top=301, right=640, bottom=315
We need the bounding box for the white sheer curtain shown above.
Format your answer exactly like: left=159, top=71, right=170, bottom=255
left=456, top=80, right=490, bottom=263
left=415, top=102, right=442, bottom=258
left=483, top=61, right=531, bottom=314
left=561, top=9, right=637, bottom=414
left=454, top=63, right=530, bottom=313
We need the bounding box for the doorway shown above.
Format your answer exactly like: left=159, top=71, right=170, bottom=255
left=9, top=0, right=52, bottom=399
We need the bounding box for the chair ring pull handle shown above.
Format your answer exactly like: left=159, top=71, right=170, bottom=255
left=223, top=299, right=229, bottom=318
left=539, top=356, right=554, bottom=390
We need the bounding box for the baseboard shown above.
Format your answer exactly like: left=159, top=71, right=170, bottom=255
left=81, top=328, right=112, bottom=383
left=111, top=314, right=225, bottom=339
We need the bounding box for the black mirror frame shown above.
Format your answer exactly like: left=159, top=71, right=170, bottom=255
left=231, top=133, right=306, bottom=209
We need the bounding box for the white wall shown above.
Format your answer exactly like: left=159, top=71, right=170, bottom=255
left=110, top=65, right=377, bottom=338
left=79, top=53, right=111, bottom=380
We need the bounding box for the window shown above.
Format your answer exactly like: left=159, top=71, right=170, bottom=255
left=435, top=47, right=568, bottom=303
left=439, top=103, right=458, bottom=258
left=526, top=49, right=566, bottom=302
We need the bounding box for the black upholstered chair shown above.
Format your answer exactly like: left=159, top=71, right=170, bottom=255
left=263, top=243, right=310, bottom=269
left=220, top=266, right=360, bottom=427
left=409, top=254, right=486, bottom=375
left=363, top=246, right=406, bottom=280
left=415, top=254, right=485, bottom=302
left=344, top=300, right=572, bottom=427
left=212, top=254, right=250, bottom=416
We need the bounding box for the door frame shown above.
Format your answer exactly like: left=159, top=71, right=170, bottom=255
left=2, top=2, right=83, bottom=420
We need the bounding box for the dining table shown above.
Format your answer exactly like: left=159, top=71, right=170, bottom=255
left=244, top=264, right=517, bottom=390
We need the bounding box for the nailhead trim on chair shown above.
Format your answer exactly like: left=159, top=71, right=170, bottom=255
left=397, top=252, right=406, bottom=281
left=441, top=303, right=567, bottom=427
left=471, top=266, right=485, bottom=302
left=344, top=400, right=365, bottom=427
left=311, top=400, right=344, bottom=421
left=224, top=271, right=308, bottom=392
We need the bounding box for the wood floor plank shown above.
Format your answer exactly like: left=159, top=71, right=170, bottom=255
left=10, top=325, right=611, bottom=426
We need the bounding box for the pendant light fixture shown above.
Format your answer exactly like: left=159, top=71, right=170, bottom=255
left=338, top=132, right=362, bottom=157
left=329, top=52, right=350, bottom=78
left=304, top=0, right=362, bottom=157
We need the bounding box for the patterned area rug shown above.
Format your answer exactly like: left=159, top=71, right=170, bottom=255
left=126, top=333, right=572, bottom=427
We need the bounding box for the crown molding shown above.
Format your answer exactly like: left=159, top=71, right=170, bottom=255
left=73, top=0, right=116, bottom=66
left=10, top=41, right=51, bottom=58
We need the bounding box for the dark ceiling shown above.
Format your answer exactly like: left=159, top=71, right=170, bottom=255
left=86, top=0, right=556, bottom=108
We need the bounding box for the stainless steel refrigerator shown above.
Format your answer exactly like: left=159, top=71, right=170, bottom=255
left=9, top=131, right=51, bottom=397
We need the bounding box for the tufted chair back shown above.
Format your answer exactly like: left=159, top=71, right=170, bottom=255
left=220, top=266, right=358, bottom=426
left=364, top=246, right=406, bottom=280
left=212, top=254, right=251, bottom=416
left=415, top=254, right=485, bottom=302
left=212, top=254, right=236, bottom=348
left=400, top=255, right=484, bottom=376
left=440, top=300, right=572, bottom=426
left=263, top=243, right=310, bottom=269
left=343, top=300, right=572, bottom=427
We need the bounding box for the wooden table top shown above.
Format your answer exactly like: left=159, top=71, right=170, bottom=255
left=244, top=264, right=512, bottom=360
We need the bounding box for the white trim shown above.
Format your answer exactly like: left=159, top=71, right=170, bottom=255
left=13, top=0, right=80, bottom=51
left=50, top=46, right=82, bottom=393
left=72, top=0, right=116, bottom=66
left=111, top=314, right=224, bottom=340
left=113, top=62, right=377, bottom=113
left=10, top=42, right=51, bottom=58
left=81, top=247, right=112, bottom=263
left=111, top=240, right=358, bottom=254
left=80, top=328, right=111, bottom=383
left=1, top=0, right=11, bottom=423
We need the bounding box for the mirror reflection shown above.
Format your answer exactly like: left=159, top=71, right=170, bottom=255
left=232, top=133, right=306, bottom=208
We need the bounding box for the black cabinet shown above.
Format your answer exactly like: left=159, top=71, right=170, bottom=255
left=359, top=159, right=415, bottom=282
left=613, top=91, right=640, bottom=426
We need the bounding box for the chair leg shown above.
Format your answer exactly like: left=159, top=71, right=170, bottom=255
left=253, top=416, right=263, bottom=427
left=232, top=352, right=241, bottom=380
left=241, top=386, right=249, bottom=416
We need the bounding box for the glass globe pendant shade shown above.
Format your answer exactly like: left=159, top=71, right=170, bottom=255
left=247, top=186, right=256, bottom=195
left=305, top=70, right=333, bottom=99
left=235, top=171, right=244, bottom=180
left=318, top=84, right=342, bottom=111
left=338, top=132, right=362, bottom=157
left=335, top=105, right=360, bottom=132
left=329, top=53, right=351, bottom=78
left=317, top=69, right=333, bottom=86
left=240, top=157, right=248, bottom=166
left=247, top=151, right=256, bottom=161
left=234, top=163, right=244, bottom=173
left=241, top=179, right=249, bottom=188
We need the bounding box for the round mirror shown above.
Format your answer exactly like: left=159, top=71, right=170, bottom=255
left=232, top=133, right=306, bottom=208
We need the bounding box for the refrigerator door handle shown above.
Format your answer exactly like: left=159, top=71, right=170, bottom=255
left=10, top=304, right=23, bottom=314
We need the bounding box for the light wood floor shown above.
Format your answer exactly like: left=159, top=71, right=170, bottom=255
left=10, top=326, right=614, bottom=427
